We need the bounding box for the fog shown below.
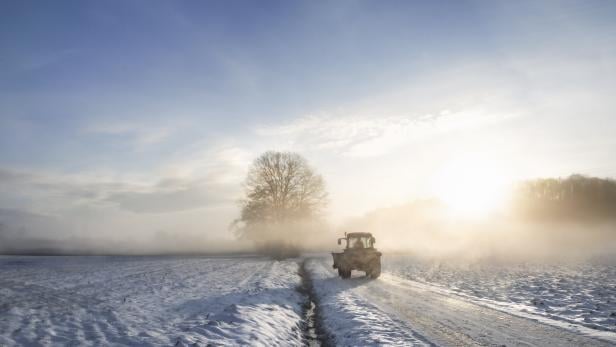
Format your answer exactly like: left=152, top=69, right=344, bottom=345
left=0, top=212, right=606, bottom=259
left=342, top=200, right=616, bottom=262
left=4, top=202, right=614, bottom=261
left=2, top=175, right=615, bottom=260
left=0, top=208, right=249, bottom=255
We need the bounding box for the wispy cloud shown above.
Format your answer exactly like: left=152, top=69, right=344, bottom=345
left=105, top=178, right=231, bottom=214
left=0, top=144, right=246, bottom=215
left=256, top=108, right=515, bottom=157
left=252, top=61, right=535, bottom=158
left=84, top=121, right=176, bottom=151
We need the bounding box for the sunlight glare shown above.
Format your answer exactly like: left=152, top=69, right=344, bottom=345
left=431, top=155, right=511, bottom=218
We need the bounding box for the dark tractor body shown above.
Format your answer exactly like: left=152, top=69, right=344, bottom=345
left=332, top=232, right=381, bottom=279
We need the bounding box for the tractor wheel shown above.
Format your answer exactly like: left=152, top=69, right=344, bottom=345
left=339, top=268, right=351, bottom=279
left=369, top=262, right=381, bottom=279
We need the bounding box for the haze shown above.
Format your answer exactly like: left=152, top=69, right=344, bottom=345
left=1, top=1, right=616, bottom=255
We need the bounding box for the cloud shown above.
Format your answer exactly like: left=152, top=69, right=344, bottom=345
left=84, top=121, right=175, bottom=150
left=256, top=108, right=513, bottom=157
left=252, top=61, right=530, bottom=158
left=162, top=145, right=252, bottom=185
left=105, top=178, right=232, bottom=213
left=0, top=152, right=240, bottom=216
left=0, top=168, right=129, bottom=210
left=0, top=150, right=245, bottom=252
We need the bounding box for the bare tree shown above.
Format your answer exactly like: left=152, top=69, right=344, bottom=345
left=233, top=151, right=327, bottom=241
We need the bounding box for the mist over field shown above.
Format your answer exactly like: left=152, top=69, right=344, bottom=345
left=3, top=2, right=616, bottom=346
left=346, top=202, right=616, bottom=261
left=346, top=175, right=616, bottom=260
left=3, top=174, right=615, bottom=261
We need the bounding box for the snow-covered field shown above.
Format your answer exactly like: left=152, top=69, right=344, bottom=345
left=306, top=255, right=616, bottom=346
left=383, top=254, right=616, bottom=334
left=1, top=254, right=615, bottom=346
left=0, top=256, right=306, bottom=346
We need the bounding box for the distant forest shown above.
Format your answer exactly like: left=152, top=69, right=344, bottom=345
left=512, top=175, right=616, bottom=223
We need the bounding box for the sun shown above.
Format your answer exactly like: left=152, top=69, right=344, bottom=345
left=431, top=155, right=511, bottom=218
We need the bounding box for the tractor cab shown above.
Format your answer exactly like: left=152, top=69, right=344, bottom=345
left=338, top=232, right=376, bottom=250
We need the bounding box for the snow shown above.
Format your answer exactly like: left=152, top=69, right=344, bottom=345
left=0, top=255, right=306, bottom=346
left=2, top=254, right=615, bottom=346
left=306, top=258, right=430, bottom=346
left=383, top=254, right=616, bottom=336
left=307, top=254, right=615, bottom=346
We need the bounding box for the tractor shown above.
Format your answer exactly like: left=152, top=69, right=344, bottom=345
left=332, top=232, right=381, bottom=279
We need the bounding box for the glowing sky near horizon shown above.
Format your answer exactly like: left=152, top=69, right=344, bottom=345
left=1, top=1, right=616, bottom=243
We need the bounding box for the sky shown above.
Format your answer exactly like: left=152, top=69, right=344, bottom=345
left=1, top=0, right=616, bottom=248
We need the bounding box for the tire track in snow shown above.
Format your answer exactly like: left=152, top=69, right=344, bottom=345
left=308, top=254, right=615, bottom=346
left=298, top=259, right=332, bottom=347
left=306, top=257, right=432, bottom=346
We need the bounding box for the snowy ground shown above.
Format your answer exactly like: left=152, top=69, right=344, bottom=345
left=306, top=258, right=430, bottom=346
left=0, top=256, right=306, bottom=346
left=383, top=254, right=616, bottom=334
left=1, top=254, right=615, bottom=346
left=306, top=255, right=616, bottom=346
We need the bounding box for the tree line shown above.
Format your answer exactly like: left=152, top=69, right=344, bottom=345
left=512, top=174, right=616, bottom=223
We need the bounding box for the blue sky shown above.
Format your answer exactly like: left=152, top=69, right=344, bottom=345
left=1, top=1, right=616, bottom=247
